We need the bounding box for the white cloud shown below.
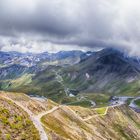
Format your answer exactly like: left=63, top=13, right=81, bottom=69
left=0, top=0, right=140, bottom=55
left=0, top=36, right=91, bottom=53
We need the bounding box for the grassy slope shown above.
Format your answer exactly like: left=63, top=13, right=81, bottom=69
left=117, top=80, right=140, bottom=96
left=0, top=95, right=39, bottom=140
left=0, top=74, right=33, bottom=89
left=134, top=99, right=140, bottom=107
left=7, top=70, right=66, bottom=103
left=41, top=105, right=140, bottom=140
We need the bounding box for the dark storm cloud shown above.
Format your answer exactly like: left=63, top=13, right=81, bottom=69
left=0, top=0, right=140, bottom=55
left=0, top=0, right=80, bottom=37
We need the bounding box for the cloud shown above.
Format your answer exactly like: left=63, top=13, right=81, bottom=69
left=0, top=0, right=140, bottom=55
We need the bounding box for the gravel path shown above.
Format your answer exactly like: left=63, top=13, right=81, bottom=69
left=2, top=96, right=50, bottom=140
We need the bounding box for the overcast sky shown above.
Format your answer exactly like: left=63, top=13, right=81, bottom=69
left=0, top=0, right=140, bottom=55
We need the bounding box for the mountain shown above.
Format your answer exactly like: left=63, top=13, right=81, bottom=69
left=0, top=51, right=36, bottom=67
left=0, top=50, right=83, bottom=67
left=0, top=64, right=28, bottom=80
left=0, top=48, right=140, bottom=105
left=60, top=48, right=140, bottom=95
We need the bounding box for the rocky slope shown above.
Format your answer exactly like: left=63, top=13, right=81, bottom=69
left=0, top=50, right=83, bottom=67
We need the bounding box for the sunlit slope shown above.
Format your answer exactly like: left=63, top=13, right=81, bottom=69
left=0, top=91, right=59, bottom=140
left=42, top=105, right=140, bottom=140
left=0, top=91, right=140, bottom=140
left=1, top=91, right=58, bottom=115
left=0, top=93, right=40, bottom=140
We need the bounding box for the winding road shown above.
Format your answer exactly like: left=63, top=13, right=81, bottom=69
left=83, top=102, right=125, bottom=121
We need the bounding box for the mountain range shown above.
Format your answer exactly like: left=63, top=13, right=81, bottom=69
left=0, top=48, right=140, bottom=106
